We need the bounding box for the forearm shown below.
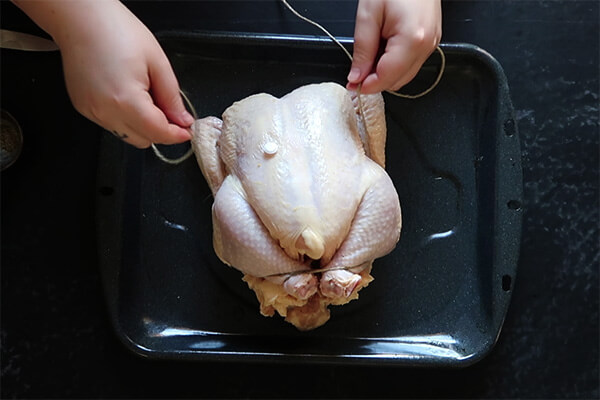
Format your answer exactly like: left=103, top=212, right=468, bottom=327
left=11, top=0, right=125, bottom=47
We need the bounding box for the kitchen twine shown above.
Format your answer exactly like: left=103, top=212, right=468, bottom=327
left=152, top=0, right=446, bottom=165
left=151, top=90, right=196, bottom=165
left=263, top=263, right=371, bottom=278
left=152, top=0, right=445, bottom=278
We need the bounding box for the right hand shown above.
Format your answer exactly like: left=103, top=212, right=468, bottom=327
left=347, top=0, right=442, bottom=94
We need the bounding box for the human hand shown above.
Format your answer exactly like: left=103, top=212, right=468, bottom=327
left=14, top=0, right=193, bottom=148
left=347, top=0, right=442, bottom=94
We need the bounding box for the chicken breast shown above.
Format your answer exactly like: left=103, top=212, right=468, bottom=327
left=191, top=82, right=401, bottom=330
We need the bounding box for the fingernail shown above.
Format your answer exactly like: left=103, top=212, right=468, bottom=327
left=347, top=67, right=360, bottom=82
left=182, top=111, right=195, bottom=126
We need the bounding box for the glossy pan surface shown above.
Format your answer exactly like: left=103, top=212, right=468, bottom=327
left=96, top=32, right=522, bottom=365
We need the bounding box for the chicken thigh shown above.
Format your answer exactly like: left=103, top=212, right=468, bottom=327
left=191, top=82, right=401, bottom=330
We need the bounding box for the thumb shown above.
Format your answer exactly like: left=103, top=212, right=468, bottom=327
left=348, top=6, right=382, bottom=86
left=149, top=56, right=195, bottom=128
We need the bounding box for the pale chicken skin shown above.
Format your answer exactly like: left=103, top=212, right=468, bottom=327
left=191, top=82, right=401, bottom=329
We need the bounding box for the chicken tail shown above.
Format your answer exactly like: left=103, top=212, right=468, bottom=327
left=295, top=227, right=325, bottom=260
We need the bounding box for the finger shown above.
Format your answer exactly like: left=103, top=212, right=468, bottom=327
left=346, top=81, right=361, bottom=92
left=388, top=60, right=424, bottom=92
left=127, top=92, right=192, bottom=145
left=148, top=54, right=195, bottom=128
left=109, top=127, right=152, bottom=149
left=81, top=109, right=151, bottom=149
left=360, top=59, right=418, bottom=94
left=359, top=39, right=420, bottom=94
left=388, top=43, right=440, bottom=92
left=347, top=2, right=383, bottom=85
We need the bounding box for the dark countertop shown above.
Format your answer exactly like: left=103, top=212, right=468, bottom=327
left=1, top=1, right=598, bottom=398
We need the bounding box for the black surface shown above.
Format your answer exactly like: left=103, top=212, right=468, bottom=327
left=97, top=36, right=522, bottom=365
left=1, top=0, right=598, bottom=397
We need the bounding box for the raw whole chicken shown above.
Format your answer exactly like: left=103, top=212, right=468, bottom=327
left=191, top=82, right=401, bottom=330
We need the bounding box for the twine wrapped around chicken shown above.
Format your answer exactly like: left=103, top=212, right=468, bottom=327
left=147, top=0, right=447, bottom=331
left=190, top=82, right=401, bottom=330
